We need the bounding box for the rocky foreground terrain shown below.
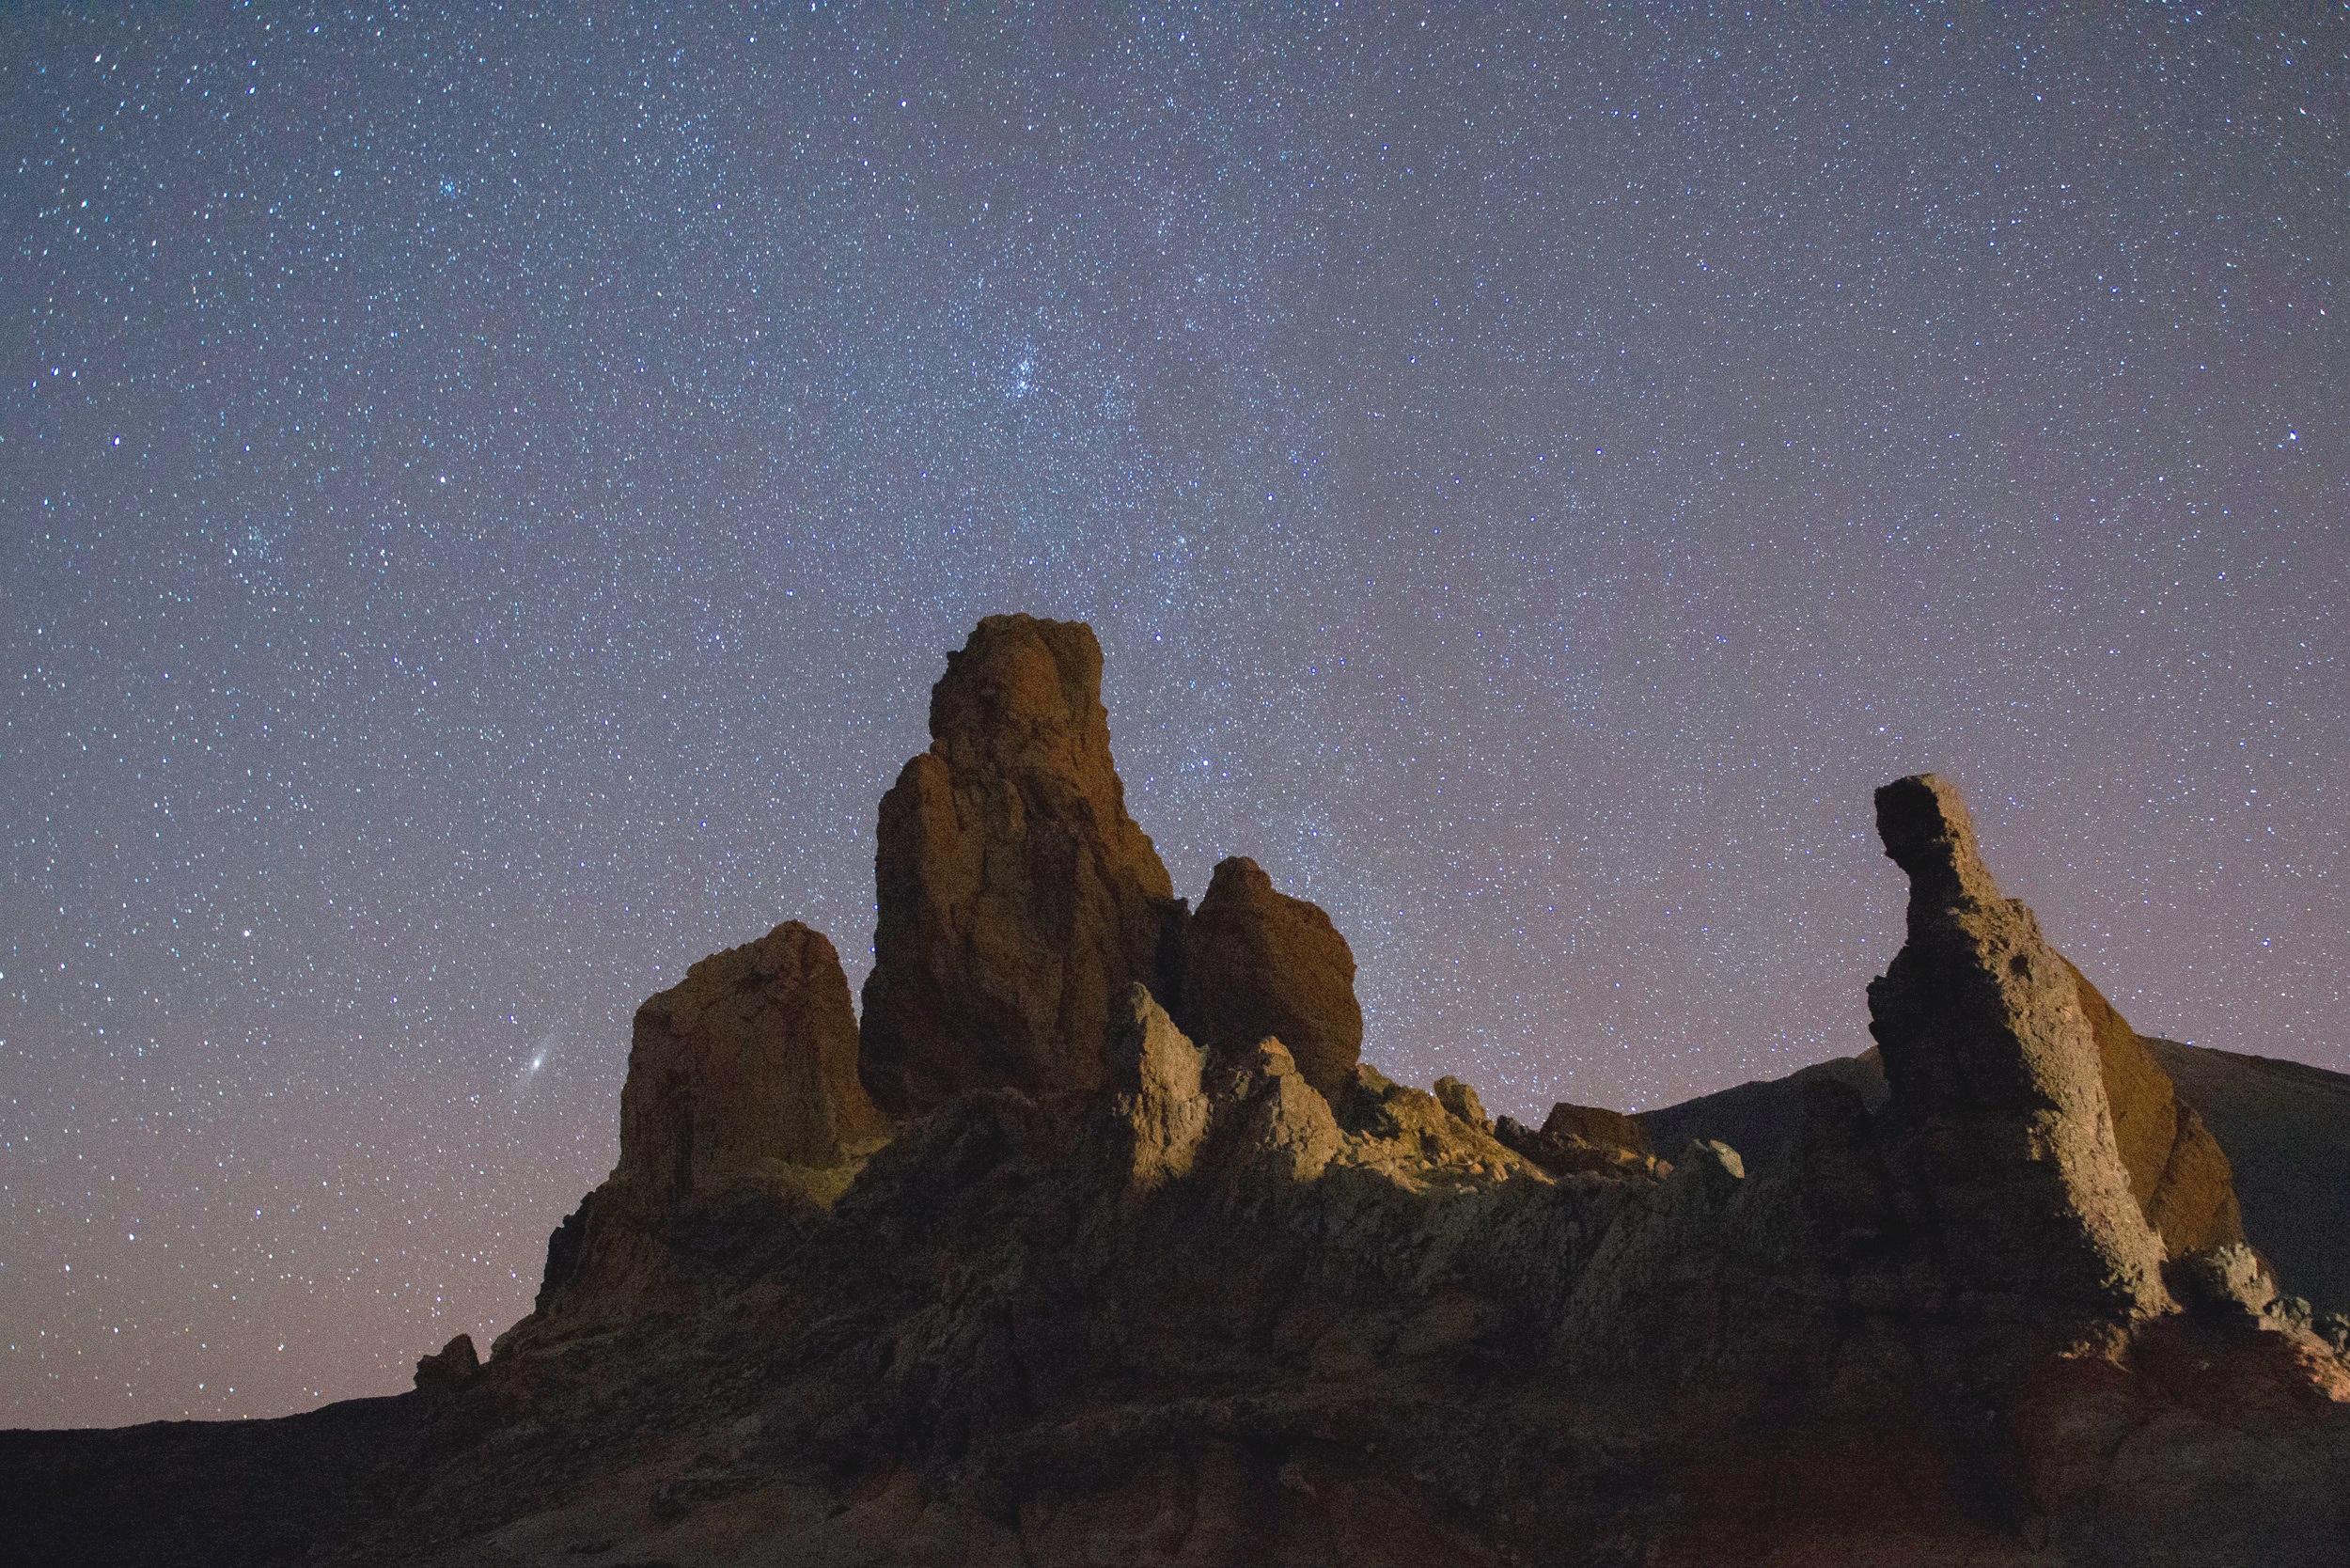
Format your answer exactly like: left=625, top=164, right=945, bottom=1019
left=9, top=615, right=2349, bottom=1567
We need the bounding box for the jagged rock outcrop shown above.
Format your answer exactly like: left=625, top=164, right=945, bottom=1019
left=619, top=920, right=887, bottom=1194
left=1100, top=984, right=1211, bottom=1194
left=860, top=615, right=1182, bottom=1110
left=525, top=920, right=885, bottom=1324
left=1177, top=855, right=1363, bottom=1102
left=1540, top=1100, right=1652, bottom=1154
left=20, top=637, right=2350, bottom=1568
left=1866, top=773, right=2172, bottom=1316
left=411, top=1334, right=479, bottom=1393
left=1432, top=1074, right=1487, bottom=1127
left=1496, top=1099, right=1668, bottom=1180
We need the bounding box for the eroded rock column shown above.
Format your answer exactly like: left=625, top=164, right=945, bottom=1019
left=1866, top=774, right=2170, bottom=1315
left=860, top=615, right=1183, bottom=1111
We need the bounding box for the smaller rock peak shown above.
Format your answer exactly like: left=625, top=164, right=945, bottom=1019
left=1203, top=854, right=1272, bottom=899
left=1433, top=1074, right=1489, bottom=1130
left=619, top=919, right=885, bottom=1203
left=1179, top=855, right=1363, bottom=1102
left=414, top=1333, right=480, bottom=1393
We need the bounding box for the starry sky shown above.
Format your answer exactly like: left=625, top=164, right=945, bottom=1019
left=5, top=6, right=2343, bottom=1431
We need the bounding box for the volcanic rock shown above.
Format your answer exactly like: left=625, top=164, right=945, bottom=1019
left=2172, top=1240, right=2280, bottom=1324
left=618, top=920, right=887, bottom=1195
left=18, top=666, right=2350, bottom=1568
left=859, top=615, right=1182, bottom=1110
left=1177, top=855, right=1363, bottom=1102
left=411, top=1334, right=479, bottom=1393
left=1432, top=1074, right=1488, bottom=1128
left=1203, top=1036, right=1344, bottom=1190
left=1495, top=1098, right=1667, bottom=1180
left=1866, top=773, right=2170, bottom=1315
left=527, top=919, right=885, bottom=1323
left=2063, top=954, right=2244, bottom=1255
left=1541, top=1099, right=1652, bottom=1154
left=1100, top=983, right=1212, bottom=1195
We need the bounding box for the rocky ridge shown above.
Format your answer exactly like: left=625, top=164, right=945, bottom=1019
left=10, top=618, right=2347, bottom=1568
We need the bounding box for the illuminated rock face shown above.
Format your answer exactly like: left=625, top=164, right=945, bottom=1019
left=2061, top=952, right=2245, bottom=1256
left=859, top=614, right=1182, bottom=1112
left=616, top=919, right=886, bottom=1200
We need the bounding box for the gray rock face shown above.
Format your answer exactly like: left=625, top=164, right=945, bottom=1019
left=1177, top=855, right=1363, bottom=1103
left=860, top=616, right=1182, bottom=1111
left=1866, top=774, right=2170, bottom=1315
left=1102, top=984, right=1212, bottom=1194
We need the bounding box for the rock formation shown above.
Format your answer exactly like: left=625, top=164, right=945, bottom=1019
left=1432, top=1074, right=1487, bottom=1127
left=1495, top=1098, right=1667, bottom=1179
left=1100, top=984, right=1212, bottom=1194
left=1177, top=854, right=1363, bottom=1101
left=859, top=615, right=1182, bottom=1110
left=619, top=919, right=887, bottom=1193
left=1865, top=773, right=2171, bottom=1316
left=16, top=632, right=2349, bottom=1568
left=411, top=1333, right=479, bottom=1393
left=528, top=919, right=885, bottom=1321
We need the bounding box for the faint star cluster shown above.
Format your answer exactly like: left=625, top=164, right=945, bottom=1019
left=2, top=8, right=2342, bottom=1429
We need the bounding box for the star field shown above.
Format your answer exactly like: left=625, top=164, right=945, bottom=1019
left=4, top=7, right=2343, bottom=1428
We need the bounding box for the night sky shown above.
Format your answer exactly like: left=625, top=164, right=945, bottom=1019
left=5, top=7, right=2342, bottom=1430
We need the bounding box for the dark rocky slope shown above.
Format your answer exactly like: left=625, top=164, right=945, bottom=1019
left=1644, top=1044, right=2350, bottom=1318
left=8, top=618, right=2347, bottom=1568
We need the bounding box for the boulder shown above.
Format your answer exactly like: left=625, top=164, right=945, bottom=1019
left=860, top=616, right=1182, bottom=1110
left=413, top=1333, right=480, bottom=1392
left=1178, top=855, right=1363, bottom=1102
left=617, top=920, right=886, bottom=1202
left=1865, top=774, right=2170, bottom=1314
left=1432, top=1075, right=1489, bottom=1129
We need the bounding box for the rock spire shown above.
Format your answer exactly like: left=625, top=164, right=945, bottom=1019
left=1866, top=774, right=2170, bottom=1314
left=859, top=615, right=1183, bottom=1111
left=616, top=919, right=886, bottom=1198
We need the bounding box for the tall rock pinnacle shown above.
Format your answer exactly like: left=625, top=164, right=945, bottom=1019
left=860, top=615, right=1182, bottom=1110
left=1866, top=774, right=2170, bottom=1315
